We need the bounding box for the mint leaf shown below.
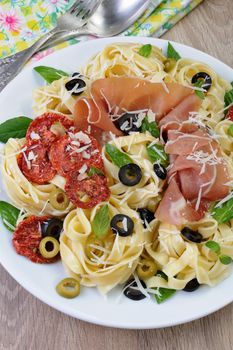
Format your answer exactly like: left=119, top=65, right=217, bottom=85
left=141, top=117, right=160, bottom=138
left=0, top=117, right=32, bottom=143
left=92, top=204, right=110, bottom=238
left=87, top=166, right=104, bottom=177
left=146, top=143, right=168, bottom=166
left=211, top=195, right=233, bottom=223
left=205, top=241, right=220, bottom=254
left=193, top=80, right=205, bottom=100
left=138, top=44, right=152, bottom=58
left=219, top=255, right=232, bottom=265
left=167, top=42, right=181, bottom=61
left=34, top=66, right=69, bottom=83
left=105, top=144, right=133, bottom=168
left=0, top=201, right=20, bottom=232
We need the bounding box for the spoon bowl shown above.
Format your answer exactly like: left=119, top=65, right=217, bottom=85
left=41, top=0, right=150, bottom=50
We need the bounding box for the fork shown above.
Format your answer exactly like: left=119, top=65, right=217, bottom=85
left=0, top=0, right=102, bottom=92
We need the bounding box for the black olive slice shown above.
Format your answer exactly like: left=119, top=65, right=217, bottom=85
left=115, top=113, right=140, bottom=134
left=65, top=78, right=86, bottom=96
left=191, top=72, right=212, bottom=91
left=123, top=279, right=147, bottom=300
left=181, top=227, right=203, bottom=243
left=118, top=163, right=142, bottom=186
left=137, top=208, right=155, bottom=228
left=72, top=72, right=81, bottom=77
left=183, top=278, right=200, bottom=292
left=110, top=214, right=134, bottom=237
left=153, top=162, right=167, bottom=180
left=41, top=218, right=63, bottom=241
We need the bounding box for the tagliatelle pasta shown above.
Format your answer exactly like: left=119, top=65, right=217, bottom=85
left=2, top=42, right=233, bottom=302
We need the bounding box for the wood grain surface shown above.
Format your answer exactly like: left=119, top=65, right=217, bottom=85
left=1, top=1, right=233, bottom=349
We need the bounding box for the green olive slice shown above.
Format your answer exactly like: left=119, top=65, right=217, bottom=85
left=39, top=236, right=60, bottom=259
left=136, top=259, right=157, bottom=279
left=164, top=58, right=176, bottom=72
left=49, top=188, right=69, bottom=211
left=56, top=278, right=80, bottom=298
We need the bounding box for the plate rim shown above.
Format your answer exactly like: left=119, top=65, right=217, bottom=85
left=0, top=36, right=233, bottom=329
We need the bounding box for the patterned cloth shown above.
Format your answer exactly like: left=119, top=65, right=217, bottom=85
left=0, top=0, right=203, bottom=60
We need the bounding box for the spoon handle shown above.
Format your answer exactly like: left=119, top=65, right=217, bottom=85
left=0, top=28, right=64, bottom=92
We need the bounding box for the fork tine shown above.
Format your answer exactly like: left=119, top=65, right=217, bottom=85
left=67, top=0, right=83, bottom=15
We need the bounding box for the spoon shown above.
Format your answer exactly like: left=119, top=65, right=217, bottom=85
left=41, top=0, right=150, bottom=50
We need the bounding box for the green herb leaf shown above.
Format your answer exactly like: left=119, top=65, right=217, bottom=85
left=141, top=117, right=160, bottom=138
left=219, top=255, right=232, bottom=265
left=155, top=287, right=176, bottom=304
left=0, top=201, right=20, bottom=232
left=153, top=270, right=176, bottom=304
left=211, top=195, right=233, bottom=223
left=138, top=44, right=152, bottom=58
left=0, top=117, right=32, bottom=143
left=87, top=166, right=104, bottom=177
left=34, top=65, right=69, bottom=83
left=167, top=42, right=181, bottom=61
left=146, top=143, right=169, bottom=166
left=105, top=144, right=133, bottom=168
left=227, top=125, right=233, bottom=137
left=193, top=80, right=205, bottom=100
left=92, top=204, right=110, bottom=238
left=224, top=88, right=233, bottom=111
left=205, top=240, right=221, bottom=254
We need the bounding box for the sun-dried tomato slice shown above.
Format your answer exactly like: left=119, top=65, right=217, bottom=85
left=26, top=112, right=73, bottom=145
left=49, top=129, right=104, bottom=177
left=20, top=142, right=56, bottom=184
left=65, top=172, right=110, bottom=209
left=13, top=216, right=58, bottom=263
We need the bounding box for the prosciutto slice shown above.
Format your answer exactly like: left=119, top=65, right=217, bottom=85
left=156, top=123, right=230, bottom=225
left=74, top=77, right=200, bottom=135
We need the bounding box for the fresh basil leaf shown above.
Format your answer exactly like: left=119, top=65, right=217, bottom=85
left=224, top=88, right=233, bottom=111
left=211, top=195, right=233, bottom=223
left=87, top=166, right=104, bottom=177
left=0, top=201, right=20, bottom=232
left=34, top=65, right=69, bottom=83
left=138, top=44, right=152, bottom=58
left=156, top=270, right=168, bottom=281
left=205, top=240, right=220, bottom=254
left=227, top=125, right=233, bottom=137
left=167, top=42, right=181, bottom=61
left=92, top=204, right=110, bottom=238
left=193, top=80, right=205, bottom=100
left=155, top=287, right=176, bottom=304
left=0, top=117, right=32, bottom=143
left=105, top=144, right=133, bottom=168
left=146, top=143, right=168, bottom=166
left=219, top=255, right=232, bottom=265
left=141, top=117, right=160, bottom=138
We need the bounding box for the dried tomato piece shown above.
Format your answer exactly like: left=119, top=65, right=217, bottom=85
left=49, top=129, right=104, bottom=177
left=26, top=112, right=73, bottom=145
left=226, top=106, right=233, bottom=121
left=65, top=172, right=110, bottom=209
left=20, top=142, right=56, bottom=184
left=13, top=216, right=58, bottom=263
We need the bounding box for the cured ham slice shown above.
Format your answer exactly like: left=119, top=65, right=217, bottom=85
left=74, top=77, right=198, bottom=135
left=156, top=123, right=230, bottom=225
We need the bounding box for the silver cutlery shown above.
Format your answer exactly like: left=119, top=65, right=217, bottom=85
left=0, top=0, right=102, bottom=92
left=41, top=0, right=151, bottom=50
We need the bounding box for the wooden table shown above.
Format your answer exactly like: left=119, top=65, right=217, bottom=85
left=1, top=1, right=233, bottom=349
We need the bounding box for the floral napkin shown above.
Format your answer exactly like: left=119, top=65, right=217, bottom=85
left=0, top=0, right=203, bottom=61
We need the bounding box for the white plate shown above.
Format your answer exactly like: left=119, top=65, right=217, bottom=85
left=0, top=37, right=233, bottom=329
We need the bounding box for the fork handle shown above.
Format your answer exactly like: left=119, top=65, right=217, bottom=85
left=0, top=28, right=64, bottom=92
